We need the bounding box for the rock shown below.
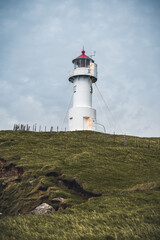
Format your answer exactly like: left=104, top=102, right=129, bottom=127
left=30, top=203, right=54, bottom=215
left=28, top=179, right=36, bottom=186
left=2, top=176, right=20, bottom=185
left=51, top=197, right=64, bottom=203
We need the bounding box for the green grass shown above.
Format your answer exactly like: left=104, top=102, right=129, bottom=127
left=0, top=130, right=160, bottom=240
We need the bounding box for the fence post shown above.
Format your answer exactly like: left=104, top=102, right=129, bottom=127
left=113, top=132, right=115, bottom=144
left=57, top=126, right=59, bottom=132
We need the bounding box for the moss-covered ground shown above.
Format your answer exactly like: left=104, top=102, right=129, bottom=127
left=0, top=130, right=160, bottom=239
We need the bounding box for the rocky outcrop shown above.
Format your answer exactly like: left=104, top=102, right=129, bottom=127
left=0, top=158, right=23, bottom=178
left=30, top=203, right=54, bottom=215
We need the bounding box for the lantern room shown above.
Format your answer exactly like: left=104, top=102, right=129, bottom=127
left=69, top=50, right=97, bottom=83
left=72, top=50, right=94, bottom=69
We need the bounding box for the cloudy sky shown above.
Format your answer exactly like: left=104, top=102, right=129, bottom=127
left=0, top=0, right=160, bottom=137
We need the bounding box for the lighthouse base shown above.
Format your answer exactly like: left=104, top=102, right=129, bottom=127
left=69, top=107, right=96, bottom=131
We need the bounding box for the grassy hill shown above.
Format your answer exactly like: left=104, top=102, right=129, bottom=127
left=0, top=130, right=160, bottom=240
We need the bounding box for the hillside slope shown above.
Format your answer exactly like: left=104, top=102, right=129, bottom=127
left=0, top=131, right=160, bottom=240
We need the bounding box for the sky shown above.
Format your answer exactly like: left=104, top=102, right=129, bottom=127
left=0, top=0, right=160, bottom=137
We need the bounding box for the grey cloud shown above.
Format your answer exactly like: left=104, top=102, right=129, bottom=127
left=0, top=0, right=160, bottom=136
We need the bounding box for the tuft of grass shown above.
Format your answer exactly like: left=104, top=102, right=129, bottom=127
left=125, top=182, right=160, bottom=192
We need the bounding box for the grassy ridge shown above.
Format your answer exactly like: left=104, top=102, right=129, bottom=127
left=0, top=130, right=160, bottom=240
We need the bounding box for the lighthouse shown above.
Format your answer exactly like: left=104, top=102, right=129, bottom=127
left=68, top=49, right=97, bottom=131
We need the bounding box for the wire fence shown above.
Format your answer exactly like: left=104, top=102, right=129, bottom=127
left=13, top=124, right=66, bottom=132
left=12, top=124, right=160, bottom=150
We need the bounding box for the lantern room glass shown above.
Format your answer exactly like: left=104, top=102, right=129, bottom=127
left=74, top=59, right=91, bottom=69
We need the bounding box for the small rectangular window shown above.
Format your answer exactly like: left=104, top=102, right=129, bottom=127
left=77, top=59, right=81, bottom=67
left=86, top=59, right=90, bottom=68
left=81, top=59, right=85, bottom=67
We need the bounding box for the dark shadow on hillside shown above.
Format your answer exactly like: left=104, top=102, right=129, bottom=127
left=58, top=177, right=102, bottom=200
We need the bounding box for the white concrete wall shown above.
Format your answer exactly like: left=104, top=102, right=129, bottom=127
left=73, top=76, right=92, bottom=108
left=68, top=61, right=97, bottom=131
left=69, top=106, right=96, bottom=131
left=72, top=64, right=97, bottom=79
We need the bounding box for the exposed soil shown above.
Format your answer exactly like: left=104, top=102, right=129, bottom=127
left=0, top=157, right=24, bottom=178
left=46, top=168, right=102, bottom=200
left=45, top=170, right=62, bottom=177
left=58, top=177, right=102, bottom=200
left=38, top=185, right=48, bottom=191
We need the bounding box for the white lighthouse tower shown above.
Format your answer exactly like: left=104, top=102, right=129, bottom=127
left=68, top=49, right=97, bottom=131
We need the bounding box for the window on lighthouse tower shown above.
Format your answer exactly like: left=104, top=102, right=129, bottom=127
left=74, top=59, right=91, bottom=69
left=86, top=59, right=90, bottom=68
left=81, top=59, right=85, bottom=67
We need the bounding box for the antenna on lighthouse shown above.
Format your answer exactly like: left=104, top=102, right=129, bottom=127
left=89, top=51, right=96, bottom=58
